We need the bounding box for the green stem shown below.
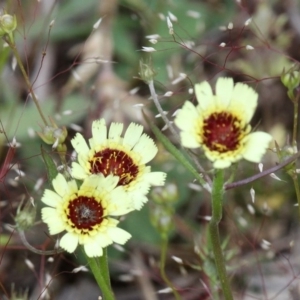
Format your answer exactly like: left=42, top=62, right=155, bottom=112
left=99, top=248, right=111, bottom=288
left=291, top=174, right=300, bottom=217
left=291, top=92, right=300, bottom=217
left=209, top=169, right=233, bottom=300
left=85, top=254, right=115, bottom=300
left=292, top=92, right=299, bottom=149
left=5, top=36, right=48, bottom=126
left=160, top=237, right=181, bottom=300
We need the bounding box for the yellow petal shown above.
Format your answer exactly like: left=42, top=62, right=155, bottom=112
left=71, top=162, right=88, bottom=180
left=60, top=232, right=79, bottom=253
left=84, top=240, right=104, bottom=257
left=41, top=189, right=62, bottom=207
left=194, top=81, right=213, bottom=110
left=180, top=131, right=200, bottom=148
left=107, top=227, right=131, bottom=244
left=52, top=174, right=69, bottom=197
left=123, top=123, right=144, bottom=149
left=230, top=82, right=258, bottom=123
left=243, top=132, right=272, bottom=163
left=215, top=77, right=234, bottom=108
left=91, top=119, right=107, bottom=145
left=174, top=101, right=199, bottom=131
left=109, top=122, right=123, bottom=141
left=71, top=133, right=89, bottom=157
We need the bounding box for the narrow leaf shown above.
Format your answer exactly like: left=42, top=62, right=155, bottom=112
left=143, top=111, right=206, bottom=187
left=41, top=146, right=58, bottom=184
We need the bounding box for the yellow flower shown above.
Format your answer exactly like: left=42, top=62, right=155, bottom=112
left=174, top=77, right=273, bottom=168
left=41, top=173, right=132, bottom=257
left=71, top=119, right=166, bottom=210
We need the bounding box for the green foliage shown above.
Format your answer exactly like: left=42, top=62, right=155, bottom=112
left=41, top=146, right=58, bottom=184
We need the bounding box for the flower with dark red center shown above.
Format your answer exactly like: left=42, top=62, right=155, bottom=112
left=71, top=119, right=166, bottom=210
left=174, top=77, right=273, bottom=168
left=41, top=173, right=132, bottom=257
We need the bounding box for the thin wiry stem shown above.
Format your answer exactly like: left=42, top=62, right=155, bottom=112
left=5, top=36, right=48, bottom=126
left=290, top=91, right=300, bottom=217
left=148, top=80, right=179, bottom=139
left=225, top=151, right=300, bottom=190
left=147, top=80, right=212, bottom=187
left=18, top=230, right=64, bottom=255
left=160, top=237, right=181, bottom=300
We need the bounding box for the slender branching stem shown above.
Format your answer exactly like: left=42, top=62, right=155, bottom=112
left=148, top=80, right=179, bottom=139
left=18, top=230, right=64, bottom=255
left=209, top=169, right=233, bottom=300
left=147, top=80, right=212, bottom=187
left=291, top=91, right=300, bottom=216
left=225, top=151, right=300, bottom=190
left=160, top=237, right=181, bottom=300
left=5, top=36, right=48, bottom=126
left=292, top=92, right=299, bottom=149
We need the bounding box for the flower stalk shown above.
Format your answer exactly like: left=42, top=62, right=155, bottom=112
left=209, top=169, right=233, bottom=300
left=85, top=253, right=115, bottom=300
left=160, top=237, right=181, bottom=300
left=282, top=69, right=300, bottom=217
left=4, top=35, right=49, bottom=126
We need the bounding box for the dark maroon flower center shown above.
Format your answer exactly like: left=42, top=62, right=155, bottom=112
left=68, top=196, right=104, bottom=231
left=202, top=112, right=243, bottom=153
left=89, top=148, right=139, bottom=186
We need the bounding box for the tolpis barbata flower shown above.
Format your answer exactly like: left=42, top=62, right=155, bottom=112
left=41, top=173, right=132, bottom=257
left=71, top=119, right=166, bottom=210
left=174, top=77, right=273, bottom=169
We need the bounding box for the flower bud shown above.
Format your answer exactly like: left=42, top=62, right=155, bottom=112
left=0, top=14, right=17, bottom=39
left=37, top=118, right=68, bottom=148
left=15, top=200, right=36, bottom=230
left=139, top=59, right=156, bottom=83
left=281, top=68, right=300, bottom=91
left=150, top=204, right=174, bottom=238
left=151, top=184, right=178, bottom=204
left=150, top=185, right=178, bottom=238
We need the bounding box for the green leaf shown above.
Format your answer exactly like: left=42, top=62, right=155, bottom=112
left=143, top=111, right=206, bottom=187
left=41, top=146, right=58, bottom=184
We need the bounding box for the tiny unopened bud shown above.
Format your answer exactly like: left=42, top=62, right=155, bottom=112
left=246, top=45, right=254, bottom=50
left=281, top=68, right=300, bottom=91
left=149, top=39, right=157, bottom=44
left=250, top=187, right=255, bottom=203
left=37, top=119, right=68, bottom=148
left=151, top=185, right=178, bottom=203
left=25, top=258, right=35, bottom=271
left=163, top=91, right=173, bottom=97
left=172, top=256, right=183, bottom=264
left=219, top=42, right=226, bottom=47
left=49, top=19, right=55, bottom=28
left=186, top=10, right=201, bottom=19
left=166, top=17, right=174, bottom=35
left=0, top=14, right=17, bottom=37
left=15, top=200, right=36, bottom=230
left=227, top=22, right=233, bottom=30
left=141, top=46, right=156, bottom=52
left=139, top=59, right=156, bottom=83
left=146, top=34, right=160, bottom=39
left=93, top=18, right=102, bottom=29
left=245, top=18, right=252, bottom=26
left=168, top=12, right=178, bottom=22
